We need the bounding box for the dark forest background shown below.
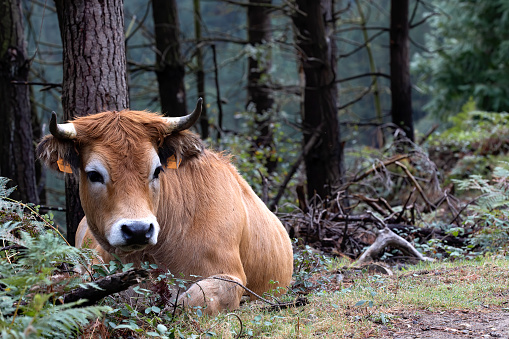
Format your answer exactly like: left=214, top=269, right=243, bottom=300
left=3, top=0, right=509, bottom=251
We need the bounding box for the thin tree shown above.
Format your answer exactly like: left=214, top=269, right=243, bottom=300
left=0, top=0, right=39, bottom=204
left=193, top=0, right=209, bottom=138
left=152, top=0, right=187, bottom=117
left=292, top=0, right=343, bottom=199
left=55, top=0, right=129, bottom=245
left=390, top=0, right=414, bottom=142
left=247, top=0, right=276, bottom=172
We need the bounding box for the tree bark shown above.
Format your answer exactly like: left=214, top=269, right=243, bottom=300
left=152, top=0, right=187, bottom=117
left=0, top=0, right=39, bottom=204
left=193, top=0, right=209, bottom=138
left=390, top=0, right=414, bottom=142
left=248, top=0, right=276, bottom=172
left=55, top=0, right=129, bottom=245
left=292, top=0, right=343, bottom=200
left=62, top=268, right=149, bottom=306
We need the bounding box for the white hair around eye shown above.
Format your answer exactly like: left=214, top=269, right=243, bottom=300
left=84, top=157, right=110, bottom=185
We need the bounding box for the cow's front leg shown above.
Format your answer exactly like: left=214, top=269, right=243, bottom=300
left=177, top=274, right=244, bottom=315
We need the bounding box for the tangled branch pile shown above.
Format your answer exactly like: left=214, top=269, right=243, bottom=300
left=279, top=143, right=474, bottom=264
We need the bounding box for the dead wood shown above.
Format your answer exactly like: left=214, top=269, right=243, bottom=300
left=278, top=148, right=473, bottom=262
left=62, top=268, right=149, bottom=306
left=350, top=154, right=410, bottom=184
left=418, top=123, right=439, bottom=145
left=395, top=161, right=436, bottom=210
left=261, top=296, right=308, bottom=312
left=204, top=276, right=308, bottom=312
left=354, top=226, right=434, bottom=266
left=388, top=224, right=469, bottom=247
left=270, top=124, right=322, bottom=211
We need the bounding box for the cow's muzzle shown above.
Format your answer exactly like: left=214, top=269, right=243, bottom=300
left=121, top=221, right=155, bottom=245
left=108, top=217, right=159, bottom=250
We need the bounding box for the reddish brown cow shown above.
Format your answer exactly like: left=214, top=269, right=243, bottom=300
left=37, top=99, right=293, bottom=314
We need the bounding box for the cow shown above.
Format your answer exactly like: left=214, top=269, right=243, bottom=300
left=36, top=99, right=294, bottom=315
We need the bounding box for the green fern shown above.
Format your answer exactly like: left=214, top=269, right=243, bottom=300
left=0, top=177, right=16, bottom=199
left=1, top=300, right=107, bottom=339
left=453, top=163, right=509, bottom=251
left=0, top=177, right=111, bottom=338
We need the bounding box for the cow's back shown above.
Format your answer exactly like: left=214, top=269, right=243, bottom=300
left=236, top=175, right=294, bottom=296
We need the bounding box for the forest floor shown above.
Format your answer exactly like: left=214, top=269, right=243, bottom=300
left=102, top=254, right=509, bottom=338
left=377, top=308, right=509, bottom=338
left=196, top=255, right=509, bottom=338
left=310, top=256, right=509, bottom=339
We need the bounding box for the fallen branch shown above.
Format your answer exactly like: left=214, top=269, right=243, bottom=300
left=270, top=124, right=323, bottom=211
left=395, top=161, right=436, bottom=210
left=350, top=154, right=410, bottom=184
left=352, top=194, right=396, bottom=218
left=418, top=124, right=439, bottom=145
left=62, top=268, right=149, bottom=306
left=261, top=296, right=308, bottom=312
left=394, top=188, right=415, bottom=224
left=354, top=226, right=434, bottom=266
left=207, top=276, right=308, bottom=311
left=388, top=224, right=469, bottom=247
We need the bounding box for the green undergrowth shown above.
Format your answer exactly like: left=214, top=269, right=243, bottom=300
left=177, top=255, right=509, bottom=338
left=0, top=178, right=110, bottom=339
left=427, top=100, right=509, bottom=183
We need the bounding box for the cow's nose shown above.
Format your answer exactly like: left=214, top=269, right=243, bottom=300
left=121, top=221, right=155, bottom=245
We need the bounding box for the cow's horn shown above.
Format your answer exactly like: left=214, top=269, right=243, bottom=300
left=49, top=112, right=77, bottom=140
left=162, top=98, right=202, bottom=133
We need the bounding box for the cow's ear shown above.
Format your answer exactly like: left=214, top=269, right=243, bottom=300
left=158, top=130, right=204, bottom=169
left=36, top=135, right=80, bottom=174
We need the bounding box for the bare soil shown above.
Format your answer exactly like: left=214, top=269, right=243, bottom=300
left=377, top=309, right=509, bottom=338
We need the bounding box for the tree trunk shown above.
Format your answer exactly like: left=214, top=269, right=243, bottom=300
left=193, top=0, right=209, bottom=138
left=292, top=0, right=343, bottom=200
left=390, top=0, right=414, bottom=142
left=0, top=0, right=39, bottom=204
left=248, top=0, right=276, bottom=173
left=55, top=0, right=129, bottom=245
left=152, top=0, right=187, bottom=117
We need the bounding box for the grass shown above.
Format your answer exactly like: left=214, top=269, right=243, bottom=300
left=158, top=255, right=509, bottom=338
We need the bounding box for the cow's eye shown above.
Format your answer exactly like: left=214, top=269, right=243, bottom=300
left=87, top=171, right=104, bottom=184
left=153, top=166, right=164, bottom=180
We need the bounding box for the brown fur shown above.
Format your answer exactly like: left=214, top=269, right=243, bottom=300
left=37, top=110, right=294, bottom=314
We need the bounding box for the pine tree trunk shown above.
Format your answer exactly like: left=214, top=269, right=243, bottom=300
left=292, top=0, right=343, bottom=199
left=193, top=0, right=209, bottom=139
left=55, top=0, right=129, bottom=245
left=390, top=0, right=414, bottom=142
left=152, top=0, right=187, bottom=117
left=248, top=0, right=276, bottom=172
left=0, top=0, right=39, bottom=204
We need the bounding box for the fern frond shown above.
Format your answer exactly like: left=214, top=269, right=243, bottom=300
left=34, top=303, right=110, bottom=338
left=0, top=222, right=28, bottom=248
left=0, top=177, right=16, bottom=198
left=3, top=302, right=110, bottom=339
left=477, top=192, right=509, bottom=210
left=493, top=163, right=509, bottom=178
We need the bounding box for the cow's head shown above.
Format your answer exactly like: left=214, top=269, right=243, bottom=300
left=37, top=99, right=203, bottom=254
